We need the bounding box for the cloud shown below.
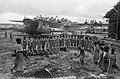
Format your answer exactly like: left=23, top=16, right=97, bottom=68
left=0, top=12, right=23, bottom=23
left=0, top=0, right=79, bottom=16
left=0, top=0, right=118, bottom=23
left=74, top=0, right=116, bottom=18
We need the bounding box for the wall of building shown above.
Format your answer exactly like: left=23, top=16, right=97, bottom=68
left=108, top=16, right=120, bottom=40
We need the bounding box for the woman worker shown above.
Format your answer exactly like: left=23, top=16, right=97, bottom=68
left=11, top=38, right=24, bottom=74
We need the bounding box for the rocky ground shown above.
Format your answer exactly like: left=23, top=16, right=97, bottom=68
left=0, top=31, right=120, bottom=79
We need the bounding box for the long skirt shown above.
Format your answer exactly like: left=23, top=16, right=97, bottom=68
left=15, top=53, right=24, bottom=71
left=93, top=51, right=99, bottom=64
left=107, top=59, right=115, bottom=73
left=102, top=56, right=109, bottom=72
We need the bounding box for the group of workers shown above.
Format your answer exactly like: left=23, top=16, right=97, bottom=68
left=22, top=35, right=85, bottom=55
left=92, top=41, right=118, bottom=74
left=11, top=34, right=119, bottom=75
left=4, top=31, right=13, bottom=41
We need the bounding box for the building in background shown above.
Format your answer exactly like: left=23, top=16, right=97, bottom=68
left=104, top=1, right=120, bottom=40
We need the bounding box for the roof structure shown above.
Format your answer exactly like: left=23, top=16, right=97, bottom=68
left=105, top=2, right=120, bottom=18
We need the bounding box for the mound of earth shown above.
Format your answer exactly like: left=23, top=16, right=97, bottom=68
left=0, top=35, right=120, bottom=79
left=0, top=51, right=120, bottom=79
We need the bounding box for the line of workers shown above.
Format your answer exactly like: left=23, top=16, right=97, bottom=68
left=22, top=34, right=94, bottom=55
left=22, top=34, right=118, bottom=74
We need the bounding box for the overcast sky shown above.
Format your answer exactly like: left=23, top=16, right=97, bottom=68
left=0, top=0, right=118, bottom=23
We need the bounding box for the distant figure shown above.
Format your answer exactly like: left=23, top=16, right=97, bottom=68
left=22, top=36, right=27, bottom=51
left=107, top=48, right=116, bottom=73
left=10, top=32, right=12, bottom=41
left=98, top=46, right=104, bottom=69
left=28, top=36, right=34, bottom=55
left=11, top=38, right=24, bottom=74
left=81, top=31, right=82, bottom=35
left=32, top=38, right=39, bottom=54
left=102, top=46, right=109, bottom=72
left=4, top=31, right=7, bottom=37
left=93, top=43, right=100, bottom=64
left=76, top=47, right=85, bottom=67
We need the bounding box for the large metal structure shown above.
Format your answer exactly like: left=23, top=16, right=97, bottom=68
left=10, top=18, right=67, bottom=36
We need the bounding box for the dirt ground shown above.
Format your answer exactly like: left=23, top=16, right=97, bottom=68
left=0, top=31, right=120, bottom=79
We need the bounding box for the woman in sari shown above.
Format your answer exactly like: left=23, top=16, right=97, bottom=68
left=11, top=38, right=24, bottom=74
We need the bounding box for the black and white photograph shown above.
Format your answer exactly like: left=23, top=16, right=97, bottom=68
left=0, top=0, right=120, bottom=79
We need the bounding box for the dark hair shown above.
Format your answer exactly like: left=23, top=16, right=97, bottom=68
left=78, top=47, right=81, bottom=50
left=100, top=47, right=104, bottom=51
left=23, top=36, right=26, bottom=40
left=29, top=36, right=31, bottom=39
left=16, top=38, right=21, bottom=44
left=80, top=48, right=84, bottom=55
left=111, top=48, right=115, bottom=54
left=104, top=46, right=109, bottom=52
left=85, top=36, right=88, bottom=40
left=34, top=36, right=37, bottom=39
left=94, top=42, right=98, bottom=46
left=99, top=41, right=105, bottom=46
left=89, top=37, right=92, bottom=40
